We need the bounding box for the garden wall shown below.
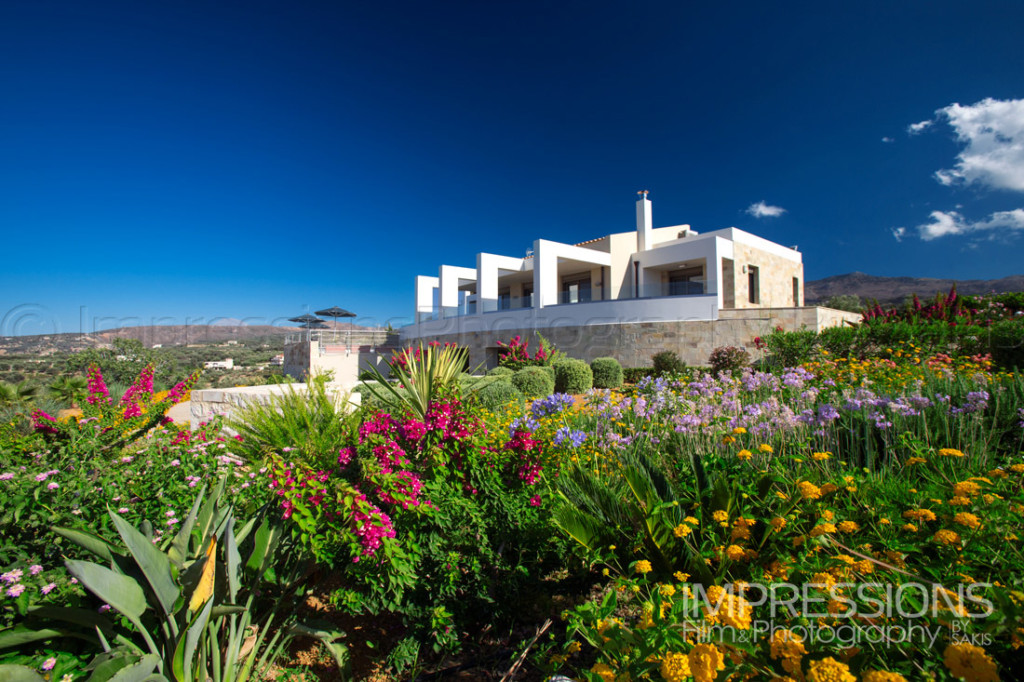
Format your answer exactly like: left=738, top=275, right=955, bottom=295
left=403, top=307, right=859, bottom=368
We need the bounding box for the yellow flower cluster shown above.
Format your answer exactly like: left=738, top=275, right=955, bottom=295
left=798, top=481, right=822, bottom=500
left=944, top=642, right=999, bottom=682
left=769, top=629, right=806, bottom=673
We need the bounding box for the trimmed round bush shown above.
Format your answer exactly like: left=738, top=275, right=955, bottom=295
left=475, top=379, right=524, bottom=409
left=590, top=357, right=624, bottom=389
left=540, top=366, right=555, bottom=381
left=486, top=366, right=515, bottom=378
left=553, top=358, right=593, bottom=394
left=511, top=366, right=555, bottom=398
left=708, top=346, right=751, bottom=373
left=652, top=350, right=686, bottom=377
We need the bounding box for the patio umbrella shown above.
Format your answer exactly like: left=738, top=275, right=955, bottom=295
left=315, top=306, right=357, bottom=331
left=288, top=313, right=324, bottom=328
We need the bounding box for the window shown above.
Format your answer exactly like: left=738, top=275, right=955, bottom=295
left=498, top=287, right=511, bottom=310
left=668, top=266, right=704, bottom=296
left=562, top=276, right=592, bottom=304
left=792, top=277, right=800, bottom=306
left=747, top=266, right=760, bottom=304
left=521, top=284, right=534, bottom=308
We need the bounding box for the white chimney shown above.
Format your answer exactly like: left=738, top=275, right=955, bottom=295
left=636, top=190, right=652, bottom=251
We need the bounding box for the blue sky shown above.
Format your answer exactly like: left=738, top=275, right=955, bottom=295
left=2, top=0, right=1023, bottom=335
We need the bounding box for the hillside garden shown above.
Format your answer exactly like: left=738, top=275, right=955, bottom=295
left=1, top=295, right=1023, bottom=681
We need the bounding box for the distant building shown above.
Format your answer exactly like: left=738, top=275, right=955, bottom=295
left=204, top=358, right=234, bottom=370
left=402, top=192, right=859, bottom=367
left=269, top=354, right=284, bottom=366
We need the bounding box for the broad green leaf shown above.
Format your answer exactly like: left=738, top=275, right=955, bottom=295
left=169, top=488, right=205, bottom=568
left=0, top=625, right=65, bottom=649
left=289, top=622, right=350, bottom=673
left=28, top=605, right=115, bottom=634
left=108, top=654, right=161, bottom=682
left=110, top=510, right=180, bottom=617
left=223, top=515, right=241, bottom=603
left=53, top=526, right=118, bottom=563
left=66, top=560, right=147, bottom=621
left=0, top=664, right=46, bottom=681
left=86, top=650, right=136, bottom=682
left=172, top=594, right=214, bottom=682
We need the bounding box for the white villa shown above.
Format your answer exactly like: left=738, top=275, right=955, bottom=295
left=402, top=193, right=858, bottom=368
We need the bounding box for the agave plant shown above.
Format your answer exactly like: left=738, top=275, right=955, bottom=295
left=361, top=342, right=475, bottom=420
left=0, top=480, right=349, bottom=682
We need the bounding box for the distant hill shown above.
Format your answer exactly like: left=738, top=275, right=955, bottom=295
left=805, top=272, right=1024, bottom=305
left=0, top=323, right=375, bottom=356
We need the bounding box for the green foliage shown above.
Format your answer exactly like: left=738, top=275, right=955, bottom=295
left=652, top=351, right=686, bottom=377
left=989, top=320, right=1024, bottom=370
left=0, top=382, right=39, bottom=408
left=475, top=379, right=524, bottom=410
left=708, top=346, right=750, bottom=373
left=553, top=359, right=593, bottom=394
left=66, top=339, right=178, bottom=389
left=485, top=366, right=515, bottom=378
left=45, top=376, right=87, bottom=408
left=227, top=373, right=358, bottom=466
left=511, top=366, right=555, bottom=398
left=3, top=482, right=348, bottom=682
left=823, top=294, right=863, bottom=312
left=590, top=357, right=624, bottom=389
left=762, top=329, right=817, bottom=368
left=623, top=367, right=656, bottom=384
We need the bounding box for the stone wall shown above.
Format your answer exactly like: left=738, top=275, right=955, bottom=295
left=410, top=306, right=860, bottom=369
left=729, top=243, right=804, bottom=309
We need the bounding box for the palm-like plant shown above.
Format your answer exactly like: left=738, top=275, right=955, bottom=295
left=227, top=373, right=358, bottom=466
left=47, top=375, right=88, bottom=407
left=0, top=380, right=39, bottom=407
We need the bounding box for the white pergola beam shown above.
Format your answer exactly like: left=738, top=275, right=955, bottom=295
left=533, top=239, right=612, bottom=308
left=438, top=265, right=477, bottom=309
left=476, top=253, right=527, bottom=305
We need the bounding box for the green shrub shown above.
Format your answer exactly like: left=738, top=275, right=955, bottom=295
left=540, top=365, right=555, bottom=381
left=708, top=346, right=750, bottom=373
left=512, top=366, right=555, bottom=398
left=553, top=359, right=593, bottom=394
left=652, top=351, right=686, bottom=377
left=623, top=367, right=656, bottom=383
left=476, top=379, right=524, bottom=409
left=817, top=325, right=863, bottom=358
left=590, top=357, right=624, bottom=389
left=989, top=320, right=1024, bottom=370
left=486, top=366, right=515, bottom=378
left=763, top=329, right=817, bottom=368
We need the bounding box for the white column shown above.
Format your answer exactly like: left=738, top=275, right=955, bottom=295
left=415, top=276, right=439, bottom=318
left=438, top=265, right=477, bottom=309
left=477, top=253, right=525, bottom=313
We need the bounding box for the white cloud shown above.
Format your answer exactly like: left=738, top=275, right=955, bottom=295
left=891, top=226, right=906, bottom=241
left=907, top=120, right=933, bottom=135
left=933, top=97, right=1024, bottom=191
left=916, top=208, right=1024, bottom=240
left=882, top=136, right=894, bottom=143
left=745, top=201, right=786, bottom=218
